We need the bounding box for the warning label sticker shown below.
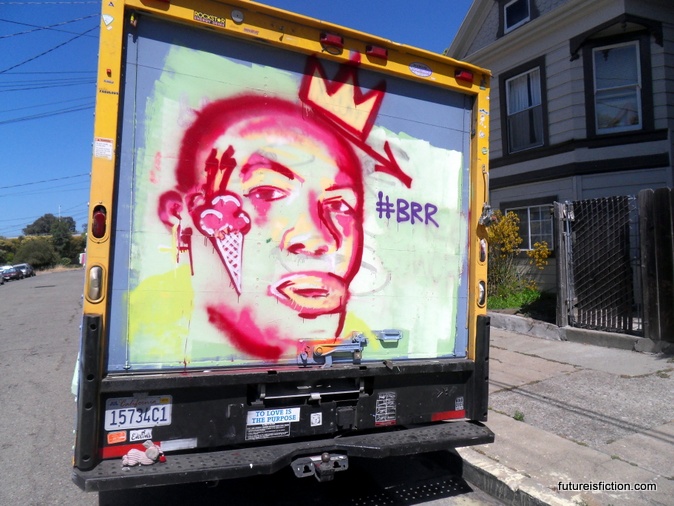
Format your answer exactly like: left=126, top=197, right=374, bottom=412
left=375, top=392, right=397, bottom=426
left=245, top=423, right=291, bottom=441
left=94, top=137, right=113, bottom=160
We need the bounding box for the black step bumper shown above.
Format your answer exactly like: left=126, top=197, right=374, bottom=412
left=73, top=421, right=494, bottom=492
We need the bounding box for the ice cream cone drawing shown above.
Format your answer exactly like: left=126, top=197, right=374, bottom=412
left=194, top=193, right=251, bottom=294
left=216, top=231, right=244, bottom=292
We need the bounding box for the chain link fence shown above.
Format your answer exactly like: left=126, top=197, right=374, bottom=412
left=555, top=196, right=643, bottom=336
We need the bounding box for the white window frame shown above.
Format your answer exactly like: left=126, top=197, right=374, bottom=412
left=592, top=41, right=642, bottom=134
left=505, top=67, right=544, bottom=153
left=505, top=205, right=554, bottom=251
left=504, top=0, right=530, bottom=34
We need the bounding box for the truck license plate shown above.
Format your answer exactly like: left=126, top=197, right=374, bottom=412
left=104, top=396, right=172, bottom=431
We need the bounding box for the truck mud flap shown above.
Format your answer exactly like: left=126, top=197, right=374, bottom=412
left=73, top=421, right=493, bottom=492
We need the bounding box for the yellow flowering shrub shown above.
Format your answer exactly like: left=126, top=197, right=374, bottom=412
left=487, top=211, right=550, bottom=298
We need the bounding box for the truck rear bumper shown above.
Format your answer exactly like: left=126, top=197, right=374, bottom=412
left=73, top=421, right=493, bottom=492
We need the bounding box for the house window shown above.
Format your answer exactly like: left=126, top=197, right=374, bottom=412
left=592, top=41, right=641, bottom=134
left=504, top=0, right=530, bottom=33
left=505, top=67, right=544, bottom=153
left=506, top=205, right=554, bottom=251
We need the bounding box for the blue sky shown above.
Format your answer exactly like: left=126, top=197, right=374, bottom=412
left=0, top=0, right=473, bottom=238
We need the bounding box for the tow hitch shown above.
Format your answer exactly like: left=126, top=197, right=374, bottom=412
left=291, top=452, right=349, bottom=482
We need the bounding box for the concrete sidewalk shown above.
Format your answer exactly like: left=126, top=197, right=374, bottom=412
left=459, top=314, right=674, bottom=505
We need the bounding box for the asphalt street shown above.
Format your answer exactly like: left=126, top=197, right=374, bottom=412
left=0, top=269, right=501, bottom=506
left=0, top=269, right=95, bottom=506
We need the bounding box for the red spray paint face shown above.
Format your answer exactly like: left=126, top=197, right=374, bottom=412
left=168, top=98, right=365, bottom=360
left=227, top=114, right=363, bottom=317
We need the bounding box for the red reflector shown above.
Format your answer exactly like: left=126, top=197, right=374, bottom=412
left=431, top=409, right=466, bottom=421
left=92, top=207, right=107, bottom=238
left=366, top=45, right=388, bottom=60
left=455, top=69, right=474, bottom=83
left=101, top=443, right=160, bottom=460
left=320, top=32, right=343, bottom=48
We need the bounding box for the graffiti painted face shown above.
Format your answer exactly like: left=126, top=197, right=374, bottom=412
left=183, top=109, right=365, bottom=359
left=226, top=116, right=363, bottom=316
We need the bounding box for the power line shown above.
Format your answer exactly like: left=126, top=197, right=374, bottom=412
left=0, top=103, right=94, bottom=125
left=0, top=25, right=98, bottom=74
left=61, top=201, right=89, bottom=213
left=1, top=95, right=92, bottom=113
left=0, top=76, right=94, bottom=86
left=0, top=79, right=96, bottom=93
left=0, top=1, right=98, bottom=7
left=1, top=70, right=95, bottom=75
left=0, top=173, right=89, bottom=190
left=2, top=1, right=98, bottom=4
left=0, top=207, right=87, bottom=225
left=0, top=14, right=99, bottom=39
left=0, top=184, right=91, bottom=199
left=0, top=210, right=89, bottom=234
left=0, top=202, right=89, bottom=223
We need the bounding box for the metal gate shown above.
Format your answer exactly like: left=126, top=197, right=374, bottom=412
left=555, top=197, right=643, bottom=335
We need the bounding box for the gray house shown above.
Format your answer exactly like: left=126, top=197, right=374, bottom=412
left=447, top=0, right=674, bottom=290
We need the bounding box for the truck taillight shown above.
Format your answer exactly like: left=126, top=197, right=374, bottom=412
left=91, top=206, right=106, bottom=239
left=455, top=69, right=474, bottom=84
left=320, top=32, right=343, bottom=54
left=87, top=266, right=104, bottom=301
left=366, top=45, right=388, bottom=60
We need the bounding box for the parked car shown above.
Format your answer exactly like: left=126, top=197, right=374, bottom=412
left=2, top=267, right=24, bottom=281
left=1, top=265, right=12, bottom=283
left=13, top=263, right=35, bottom=277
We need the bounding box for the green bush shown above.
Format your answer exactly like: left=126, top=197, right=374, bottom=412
left=487, top=211, right=556, bottom=322
left=487, top=287, right=542, bottom=310
left=486, top=209, right=552, bottom=316
left=14, top=238, right=59, bottom=270
left=486, top=210, right=522, bottom=296
left=489, top=290, right=557, bottom=323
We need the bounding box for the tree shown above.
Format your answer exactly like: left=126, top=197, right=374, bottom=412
left=70, top=234, right=87, bottom=263
left=51, top=219, right=74, bottom=259
left=14, top=237, right=59, bottom=269
left=23, top=214, right=76, bottom=236
left=0, top=238, right=19, bottom=265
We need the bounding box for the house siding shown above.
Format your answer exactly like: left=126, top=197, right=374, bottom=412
left=546, top=43, right=576, bottom=144
left=460, top=0, right=574, bottom=57
left=451, top=0, right=674, bottom=190
left=449, top=0, right=674, bottom=292
left=464, top=3, right=500, bottom=57
left=651, top=27, right=671, bottom=130
left=580, top=168, right=671, bottom=199
left=537, top=0, right=571, bottom=16
left=658, top=22, right=674, bottom=153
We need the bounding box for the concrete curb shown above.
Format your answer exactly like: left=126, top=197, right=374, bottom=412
left=488, top=312, right=563, bottom=342
left=459, top=450, right=575, bottom=506
left=488, top=312, right=641, bottom=351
